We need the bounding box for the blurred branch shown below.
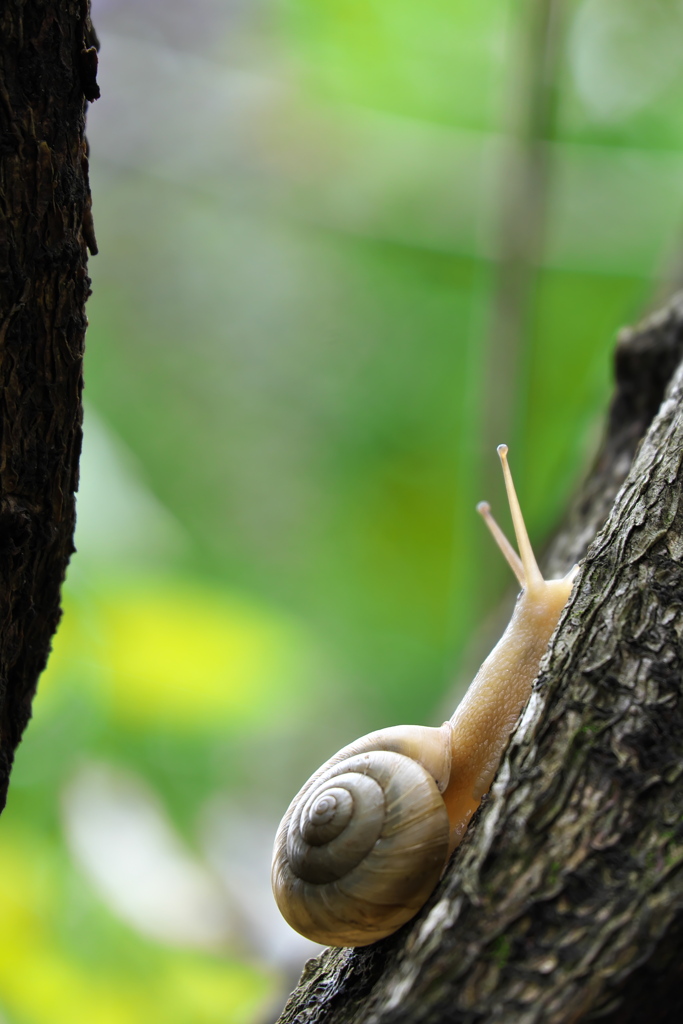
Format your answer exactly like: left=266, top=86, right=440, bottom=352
left=275, top=293, right=683, bottom=1023
left=483, top=0, right=565, bottom=465
left=0, top=1, right=97, bottom=807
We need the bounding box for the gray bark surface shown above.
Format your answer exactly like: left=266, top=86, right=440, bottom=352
left=0, top=0, right=96, bottom=809
left=277, top=295, right=683, bottom=1023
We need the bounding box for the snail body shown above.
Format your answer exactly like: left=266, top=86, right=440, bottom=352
left=272, top=446, right=578, bottom=947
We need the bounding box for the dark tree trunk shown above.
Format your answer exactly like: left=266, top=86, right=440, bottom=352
left=277, top=295, right=683, bottom=1023
left=0, top=0, right=97, bottom=810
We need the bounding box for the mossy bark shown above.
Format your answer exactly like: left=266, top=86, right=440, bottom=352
left=0, top=0, right=97, bottom=809
left=277, top=295, right=683, bottom=1023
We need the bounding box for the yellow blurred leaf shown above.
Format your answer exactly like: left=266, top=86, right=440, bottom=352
left=41, top=575, right=317, bottom=731
left=0, top=834, right=273, bottom=1024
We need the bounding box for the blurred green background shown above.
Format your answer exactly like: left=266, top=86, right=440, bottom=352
left=3, top=0, right=683, bottom=1020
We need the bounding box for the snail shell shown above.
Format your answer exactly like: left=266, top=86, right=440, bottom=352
left=271, top=725, right=453, bottom=947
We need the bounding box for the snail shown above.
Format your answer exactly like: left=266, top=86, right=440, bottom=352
left=271, top=445, right=578, bottom=947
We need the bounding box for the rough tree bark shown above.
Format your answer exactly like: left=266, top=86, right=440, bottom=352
left=0, top=1, right=97, bottom=809
left=277, top=296, right=683, bottom=1023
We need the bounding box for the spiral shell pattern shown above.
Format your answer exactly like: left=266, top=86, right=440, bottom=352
left=272, top=748, right=451, bottom=947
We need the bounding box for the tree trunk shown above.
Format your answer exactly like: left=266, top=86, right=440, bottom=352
left=0, top=0, right=97, bottom=810
left=277, top=294, right=683, bottom=1023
